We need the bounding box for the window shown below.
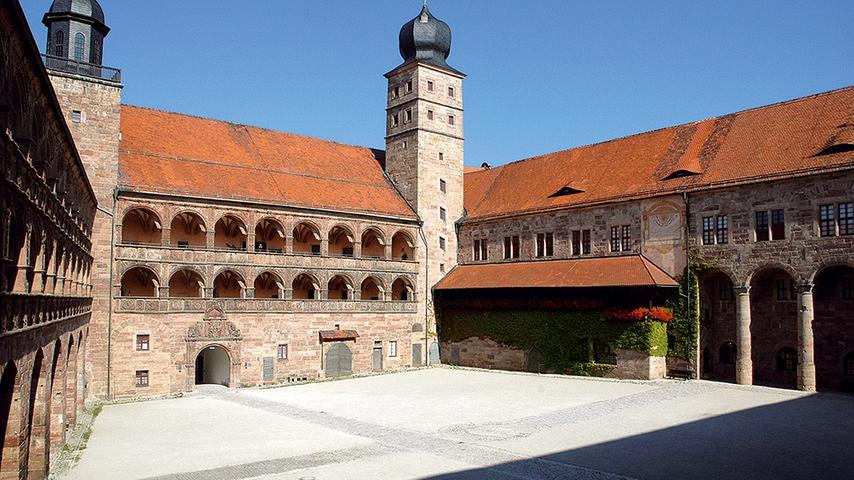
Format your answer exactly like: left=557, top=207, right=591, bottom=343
left=404, top=109, right=413, bottom=124
left=536, top=233, right=554, bottom=258
left=427, top=109, right=434, bottom=120
left=718, top=280, right=732, bottom=301
left=439, top=263, right=445, bottom=273
left=427, top=80, right=434, bottom=92
left=819, top=204, right=836, bottom=237
left=776, top=279, right=796, bottom=301
left=389, top=341, right=398, bottom=357
left=439, top=179, right=447, bottom=193
left=438, top=152, right=444, bottom=161
left=771, top=209, right=785, bottom=240
left=775, top=348, right=797, bottom=372
left=503, top=236, right=520, bottom=259
left=91, top=38, right=101, bottom=64
left=473, top=239, right=488, bottom=261
left=702, top=217, right=715, bottom=245
left=392, top=113, right=399, bottom=127
left=719, top=342, right=736, bottom=365
left=840, top=202, right=854, bottom=236
left=448, top=86, right=455, bottom=98
left=439, top=207, right=446, bottom=222
left=610, top=227, right=620, bottom=252
left=621, top=226, right=631, bottom=251
left=401, top=141, right=408, bottom=150
left=448, top=115, right=455, bottom=126
left=393, top=86, right=400, bottom=99
left=136, top=334, right=150, bottom=351
left=755, top=211, right=770, bottom=241
left=310, top=244, right=321, bottom=256
left=842, top=278, right=854, bottom=300
left=582, top=230, right=591, bottom=254
left=406, top=80, right=413, bottom=93
left=71, top=110, right=82, bottom=123
left=342, top=247, right=354, bottom=257
left=571, top=230, right=581, bottom=256
left=611, top=225, right=631, bottom=252
left=73, top=32, right=85, bottom=62
left=439, top=237, right=446, bottom=251
left=135, top=370, right=149, bottom=387
left=277, top=344, right=288, bottom=360
left=716, top=216, right=729, bottom=244
left=54, top=30, right=64, bottom=56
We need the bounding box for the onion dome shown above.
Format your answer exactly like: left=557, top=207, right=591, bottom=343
left=398, top=5, right=459, bottom=73
left=43, top=0, right=109, bottom=35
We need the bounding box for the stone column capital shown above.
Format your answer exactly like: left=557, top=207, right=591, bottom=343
left=797, top=283, right=815, bottom=294
left=733, top=286, right=751, bottom=295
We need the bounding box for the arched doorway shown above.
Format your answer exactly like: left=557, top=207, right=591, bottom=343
left=813, top=264, right=854, bottom=390
left=750, top=267, right=798, bottom=388
left=1, top=363, right=19, bottom=474
left=325, top=343, right=353, bottom=378
left=698, top=269, right=737, bottom=382
left=195, top=346, right=230, bottom=387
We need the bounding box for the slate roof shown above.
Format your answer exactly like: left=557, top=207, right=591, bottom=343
left=464, top=87, right=854, bottom=221
left=118, top=106, right=418, bottom=220
left=435, top=256, right=679, bottom=290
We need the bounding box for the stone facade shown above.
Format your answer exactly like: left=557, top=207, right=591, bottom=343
left=441, top=337, right=528, bottom=372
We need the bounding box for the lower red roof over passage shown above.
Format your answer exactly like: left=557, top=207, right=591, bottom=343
left=435, top=256, right=679, bottom=290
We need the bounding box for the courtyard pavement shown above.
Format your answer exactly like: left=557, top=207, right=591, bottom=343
left=60, top=368, right=854, bottom=480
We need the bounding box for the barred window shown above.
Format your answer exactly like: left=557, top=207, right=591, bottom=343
left=702, top=217, right=715, bottom=245
left=135, top=370, right=149, bottom=387
left=840, top=202, right=854, bottom=236
left=716, top=216, right=729, bottom=244
left=610, top=226, right=620, bottom=252
left=277, top=344, right=288, bottom=360
left=755, top=211, right=770, bottom=241
left=771, top=209, right=785, bottom=240
left=621, top=225, right=631, bottom=251
left=582, top=230, right=591, bottom=254
left=572, top=230, right=581, bottom=256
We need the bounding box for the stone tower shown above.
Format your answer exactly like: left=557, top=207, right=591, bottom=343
left=43, top=0, right=122, bottom=399
left=385, top=5, right=465, bottom=345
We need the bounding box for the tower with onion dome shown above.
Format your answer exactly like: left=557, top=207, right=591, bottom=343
left=384, top=4, right=465, bottom=359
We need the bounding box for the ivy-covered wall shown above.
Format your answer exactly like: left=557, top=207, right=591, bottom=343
left=439, top=308, right=668, bottom=374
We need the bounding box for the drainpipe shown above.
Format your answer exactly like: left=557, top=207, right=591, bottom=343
left=95, top=188, right=118, bottom=399
left=417, top=223, right=430, bottom=366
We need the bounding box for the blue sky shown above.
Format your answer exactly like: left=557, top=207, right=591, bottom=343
left=23, top=1, right=854, bottom=167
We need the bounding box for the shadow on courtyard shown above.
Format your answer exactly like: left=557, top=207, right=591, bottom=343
left=426, top=391, right=854, bottom=480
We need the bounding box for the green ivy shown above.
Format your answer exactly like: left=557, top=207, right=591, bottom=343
left=440, top=309, right=668, bottom=373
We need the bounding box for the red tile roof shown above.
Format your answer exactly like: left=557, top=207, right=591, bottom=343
left=465, top=87, right=854, bottom=220
left=118, top=106, right=417, bottom=219
left=435, top=256, right=679, bottom=290
left=318, top=330, right=360, bottom=342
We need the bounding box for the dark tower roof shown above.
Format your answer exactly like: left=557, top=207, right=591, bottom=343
left=397, top=5, right=461, bottom=75
left=43, top=0, right=109, bottom=35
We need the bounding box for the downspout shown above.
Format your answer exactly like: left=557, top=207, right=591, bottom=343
left=417, top=223, right=430, bottom=365
left=97, top=187, right=118, bottom=399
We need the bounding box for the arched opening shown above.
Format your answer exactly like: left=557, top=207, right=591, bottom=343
left=392, top=231, right=415, bottom=261
left=750, top=267, right=798, bottom=389
left=292, top=273, right=319, bottom=300
left=121, top=209, right=162, bottom=245
left=254, top=272, right=284, bottom=299
left=213, top=271, right=245, bottom=298
left=0, top=363, right=20, bottom=475
left=73, top=32, right=85, bottom=62
left=119, top=267, right=158, bottom=297
left=361, top=229, right=386, bottom=259
left=170, top=212, right=206, bottom=248
left=26, top=349, right=46, bottom=478
left=214, top=215, right=247, bottom=250
left=254, top=218, right=285, bottom=253
left=49, top=341, right=65, bottom=450
left=813, top=264, right=854, bottom=390
left=698, top=270, right=737, bottom=382
left=64, top=336, right=78, bottom=433
left=328, top=275, right=353, bottom=300
left=361, top=277, right=383, bottom=301
left=4, top=211, right=25, bottom=292
left=325, top=343, right=353, bottom=378
left=392, top=278, right=414, bottom=301
left=168, top=270, right=204, bottom=298
left=194, top=346, right=230, bottom=387
left=329, top=226, right=355, bottom=257
left=293, top=223, right=321, bottom=255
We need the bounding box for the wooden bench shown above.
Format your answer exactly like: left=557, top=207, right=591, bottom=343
left=667, top=369, right=693, bottom=380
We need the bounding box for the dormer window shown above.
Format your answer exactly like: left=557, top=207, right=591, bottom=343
left=662, top=169, right=701, bottom=180
left=816, top=124, right=854, bottom=156
left=549, top=185, right=584, bottom=198
left=816, top=143, right=854, bottom=156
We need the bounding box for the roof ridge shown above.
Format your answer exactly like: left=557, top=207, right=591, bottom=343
left=121, top=104, right=386, bottom=154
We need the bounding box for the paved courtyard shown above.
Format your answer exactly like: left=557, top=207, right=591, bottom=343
left=60, top=368, right=854, bottom=480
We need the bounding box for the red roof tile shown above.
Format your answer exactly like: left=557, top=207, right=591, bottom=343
left=435, top=256, right=679, bottom=290
left=465, top=87, right=854, bottom=220
left=318, top=330, right=360, bottom=342
left=118, top=106, right=417, bottom=219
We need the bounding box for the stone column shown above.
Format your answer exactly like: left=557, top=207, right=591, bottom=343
left=353, top=241, right=362, bottom=258
left=797, top=283, right=817, bottom=392
left=161, top=228, right=171, bottom=247
left=735, top=286, right=753, bottom=385
left=285, top=235, right=294, bottom=255
left=206, top=230, right=215, bottom=249
left=320, top=239, right=329, bottom=257
left=246, top=233, right=256, bottom=253
left=384, top=243, right=393, bottom=260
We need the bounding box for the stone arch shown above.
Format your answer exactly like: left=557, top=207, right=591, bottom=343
left=254, top=217, right=286, bottom=252
left=293, top=222, right=322, bottom=255
left=698, top=268, right=738, bottom=381
left=292, top=272, right=321, bottom=300
left=119, top=266, right=159, bottom=297
left=328, top=224, right=356, bottom=257
left=194, top=344, right=232, bottom=387
left=254, top=271, right=285, bottom=299
left=213, top=270, right=246, bottom=299
left=26, top=348, right=48, bottom=479
left=749, top=265, right=799, bottom=388
left=361, top=276, right=385, bottom=301
left=411, top=323, right=423, bottom=333
left=813, top=262, right=854, bottom=390
left=170, top=211, right=207, bottom=248
left=361, top=228, right=387, bottom=259
left=328, top=274, right=355, bottom=300
left=744, top=262, right=802, bottom=288
left=49, top=340, right=66, bottom=450
left=391, top=230, right=415, bottom=261
left=169, top=269, right=205, bottom=298
left=325, top=343, right=353, bottom=378
left=808, top=258, right=854, bottom=284
left=214, top=214, right=248, bottom=250
left=120, top=207, right=162, bottom=245
left=391, top=276, right=415, bottom=301
left=0, top=362, right=20, bottom=476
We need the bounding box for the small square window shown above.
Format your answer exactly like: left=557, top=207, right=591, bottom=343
left=448, top=86, right=455, bottom=98
left=393, top=87, right=400, bottom=99
left=439, top=179, right=447, bottom=193
left=392, top=113, right=399, bottom=127
left=439, top=237, right=446, bottom=251
left=71, top=110, right=82, bottom=123
left=311, top=244, right=321, bottom=255
left=440, top=263, right=446, bottom=273
left=439, top=152, right=444, bottom=161
left=404, top=109, right=413, bottom=123
left=135, top=370, right=149, bottom=387
left=839, top=202, right=853, bottom=236
left=136, top=334, right=150, bottom=352
left=389, top=341, right=398, bottom=357
left=406, top=80, right=413, bottom=93
left=402, top=141, right=408, bottom=149
left=448, top=115, right=455, bottom=126
left=277, top=344, right=288, bottom=360
left=427, top=80, right=434, bottom=92
left=427, top=109, right=434, bottom=120
left=756, top=211, right=770, bottom=241
left=439, top=207, right=446, bottom=222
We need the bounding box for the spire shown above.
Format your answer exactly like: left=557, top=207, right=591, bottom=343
left=397, top=3, right=462, bottom=74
